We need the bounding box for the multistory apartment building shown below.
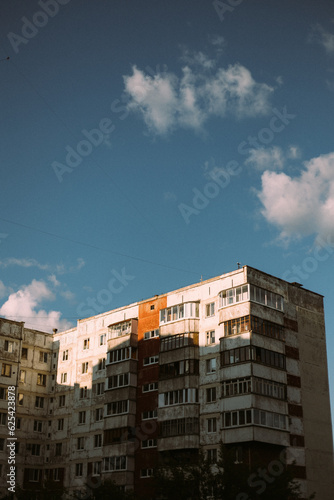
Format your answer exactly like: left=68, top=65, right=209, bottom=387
left=0, top=266, right=333, bottom=499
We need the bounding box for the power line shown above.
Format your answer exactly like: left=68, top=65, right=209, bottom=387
left=0, top=216, right=200, bottom=276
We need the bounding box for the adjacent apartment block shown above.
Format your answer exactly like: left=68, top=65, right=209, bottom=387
left=0, top=266, right=333, bottom=499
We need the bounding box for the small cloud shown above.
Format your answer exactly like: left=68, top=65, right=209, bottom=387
left=208, top=34, right=225, bottom=49
left=309, top=24, right=334, bottom=54
left=276, top=76, right=284, bottom=86
left=180, top=46, right=216, bottom=70
left=164, top=191, right=177, bottom=202
left=245, top=146, right=285, bottom=171
left=326, top=79, right=334, bottom=91
left=60, top=290, right=76, bottom=301
left=48, top=274, right=60, bottom=287
left=287, top=145, right=301, bottom=160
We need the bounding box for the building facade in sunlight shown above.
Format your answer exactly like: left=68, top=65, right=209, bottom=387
left=0, top=266, right=333, bottom=499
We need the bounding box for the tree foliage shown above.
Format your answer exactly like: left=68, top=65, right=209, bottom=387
left=154, top=443, right=314, bottom=500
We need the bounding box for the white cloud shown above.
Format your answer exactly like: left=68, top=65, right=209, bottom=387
left=0, top=257, right=49, bottom=270
left=258, top=152, right=334, bottom=242
left=245, top=146, right=285, bottom=171
left=0, top=280, right=7, bottom=299
left=180, top=47, right=216, bottom=70
left=60, top=290, right=76, bottom=301
left=0, top=279, right=72, bottom=333
left=309, top=24, right=334, bottom=54
left=124, top=63, right=273, bottom=135
left=48, top=274, right=60, bottom=287
left=287, top=145, right=301, bottom=159
left=0, top=257, right=85, bottom=275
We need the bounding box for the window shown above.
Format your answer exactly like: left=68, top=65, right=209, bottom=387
left=206, top=330, right=215, bottom=344
left=206, top=302, right=215, bottom=317
left=100, top=334, right=106, bottom=345
left=150, top=304, right=155, bottom=310
left=33, top=420, right=43, bottom=433
left=28, top=469, right=41, bottom=482
left=55, top=443, right=62, bottom=456
left=103, top=456, right=126, bottom=472
left=1, top=363, right=12, bottom=377
left=94, top=434, right=102, bottom=447
left=206, top=387, right=217, bottom=403
left=83, top=338, right=90, bottom=350
left=253, top=409, right=287, bottom=430
left=142, top=439, right=157, bottom=448
left=35, top=396, right=44, bottom=408
left=75, top=463, right=83, bottom=477
left=59, top=395, right=65, bottom=407
left=143, top=382, right=158, bottom=392
left=0, top=413, right=7, bottom=425
left=95, top=408, right=103, bottom=421
left=219, top=285, right=249, bottom=308
left=21, top=348, right=28, bottom=359
left=223, top=409, right=252, bottom=428
left=141, top=468, right=154, bottom=478
left=0, top=387, right=7, bottom=399
left=222, top=377, right=252, bottom=398
left=37, top=373, right=46, bottom=386
left=142, top=409, right=157, bottom=420
left=108, top=346, right=135, bottom=363
left=109, top=320, right=132, bottom=338
left=31, top=444, right=41, bottom=456
left=4, top=340, right=14, bottom=353
left=207, top=448, right=217, bottom=463
left=58, top=418, right=64, bottom=431
left=39, top=352, right=48, bottom=363
left=98, top=358, right=106, bottom=370
left=77, top=437, right=85, bottom=450
left=143, top=355, right=159, bottom=366
left=224, top=315, right=250, bottom=336
left=93, top=461, right=102, bottom=476
left=160, top=332, right=198, bottom=351
left=18, top=393, right=24, bottom=406
left=206, top=358, right=217, bottom=373
left=220, top=346, right=286, bottom=370
left=80, top=386, right=88, bottom=399
left=82, top=362, right=88, bottom=374
left=20, top=370, right=26, bottom=383
left=160, top=359, right=199, bottom=379
left=0, top=438, right=5, bottom=451
left=207, top=418, right=217, bottom=433
left=161, top=388, right=198, bottom=406
left=160, top=417, right=199, bottom=437
left=160, top=302, right=199, bottom=324
left=78, top=411, right=86, bottom=425
left=16, top=418, right=21, bottom=429
left=94, top=382, right=104, bottom=395
left=108, top=373, right=129, bottom=389
left=61, top=373, right=67, bottom=383
left=250, top=285, right=284, bottom=311
left=144, top=329, right=159, bottom=340
left=106, top=400, right=128, bottom=416
left=62, top=350, right=68, bottom=361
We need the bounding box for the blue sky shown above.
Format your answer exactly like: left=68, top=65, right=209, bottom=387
left=1, top=0, right=334, bottom=431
